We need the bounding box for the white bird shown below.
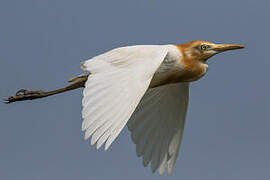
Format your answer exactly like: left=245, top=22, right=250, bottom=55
left=5, top=40, right=244, bottom=175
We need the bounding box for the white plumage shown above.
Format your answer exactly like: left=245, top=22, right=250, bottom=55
left=5, top=41, right=244, bottom=175
left=128, top=82, right=189, bottom=175
left=81, top=45, right=189, bottom=175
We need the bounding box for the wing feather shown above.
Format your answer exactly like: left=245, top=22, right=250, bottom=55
left=81, top=45, right=168, bottom=150
left=81, top=45, right=188, bottom=175
left=127, top=82, right=189, bottom=175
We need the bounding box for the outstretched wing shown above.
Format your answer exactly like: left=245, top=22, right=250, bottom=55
left=81, top=45, right=168, bottom=150
left=127, top=82, right=189, bottom=175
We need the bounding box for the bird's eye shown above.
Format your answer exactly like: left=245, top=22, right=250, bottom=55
left=200, top=44, right=210, bottom=51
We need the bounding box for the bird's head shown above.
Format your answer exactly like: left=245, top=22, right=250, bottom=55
left=179, top=40, right=244, bottom=62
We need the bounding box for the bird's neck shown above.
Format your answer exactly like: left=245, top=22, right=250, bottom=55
left=175, top=44, right=208, bottom=82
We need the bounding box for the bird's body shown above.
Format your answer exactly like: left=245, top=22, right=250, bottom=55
left=5, top=40, right=244, bottom=175
left=80, top=41, right=244, bottom=175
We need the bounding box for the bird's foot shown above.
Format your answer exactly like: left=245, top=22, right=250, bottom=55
left=3, top=89, right=47, bottom=104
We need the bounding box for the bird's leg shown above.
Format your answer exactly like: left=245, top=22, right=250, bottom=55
left=3, top=74, right=89, bottom=104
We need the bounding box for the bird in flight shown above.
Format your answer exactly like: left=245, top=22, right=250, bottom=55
left=5, top=40, right=244, bottom=175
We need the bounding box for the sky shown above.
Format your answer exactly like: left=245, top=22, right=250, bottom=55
left=0, top=0, right=270, bottom=179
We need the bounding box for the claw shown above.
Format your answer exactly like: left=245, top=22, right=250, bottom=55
left=16, top=89, right=27, bottom=96
left=2, top=96, right=16, bottom=104
left=4, top=89, right=47, bottom=104
left=2, top=98, right=10, bottom=104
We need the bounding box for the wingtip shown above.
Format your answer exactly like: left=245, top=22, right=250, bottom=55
left=142, top=159, right=148, bottom=167
left=81, top=121, right=86, bottom=131
left=104, top=143, right=110, bottom=151
left=168, top=167, right=173, bottom=176
left=96, top=143, right=102, bottom=150
left=84, top=133, right=89, bottom=140
left=90, top=138, right=96, bottom=146
left=151, top=166, right=157, bottom=174
left=158, top=169, right=165, bottom=176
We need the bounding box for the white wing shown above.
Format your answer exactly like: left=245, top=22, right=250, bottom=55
left=127, top=82, right=189, bottom=175
left=81, top=45, right=168, bottom=150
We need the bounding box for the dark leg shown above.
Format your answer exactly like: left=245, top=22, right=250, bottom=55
left=3, top=74, right=89, bottom=104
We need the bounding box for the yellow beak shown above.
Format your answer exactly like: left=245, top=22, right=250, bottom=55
left=212, top=44, right=245, bottom=52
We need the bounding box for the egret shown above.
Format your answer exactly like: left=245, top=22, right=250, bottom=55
left=5, top=40, right=244, bottom=175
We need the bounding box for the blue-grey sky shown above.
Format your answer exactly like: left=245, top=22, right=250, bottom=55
left=1, top=0, right=269, bottom=179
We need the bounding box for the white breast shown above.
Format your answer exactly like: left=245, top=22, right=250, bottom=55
left=150, top=45, right=184, bottom=88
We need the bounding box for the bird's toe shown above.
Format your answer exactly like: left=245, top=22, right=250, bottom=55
left=16, top=89, right=28, bottom=96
